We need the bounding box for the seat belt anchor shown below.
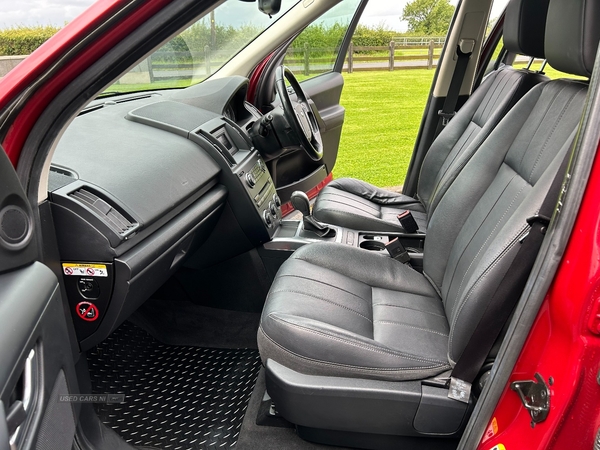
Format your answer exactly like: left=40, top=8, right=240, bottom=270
left=526, top=214, right=551, bottom=235
left=526, top=214, right=551, bottom=227
left=438, top=110, right=456, bottom=126
left=448, top=377, right=471, bottom=404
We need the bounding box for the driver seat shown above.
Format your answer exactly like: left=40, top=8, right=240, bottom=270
left=312, top=0, right=549, bottom=233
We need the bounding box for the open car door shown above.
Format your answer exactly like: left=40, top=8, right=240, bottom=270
left=249, top=0, right=367, bottom=205
left=0, top=147, right=78, bottom=450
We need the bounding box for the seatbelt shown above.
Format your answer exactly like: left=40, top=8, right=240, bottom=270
left=437, top=39, right=475, bottom=130
left=447, top=149, right=572, bottom=403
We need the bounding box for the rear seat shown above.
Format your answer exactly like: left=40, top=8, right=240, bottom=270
left=312, top=0, right=550, bottom=233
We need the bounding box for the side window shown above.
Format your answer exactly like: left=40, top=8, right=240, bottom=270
left=283, top=0, right=362, bottom=81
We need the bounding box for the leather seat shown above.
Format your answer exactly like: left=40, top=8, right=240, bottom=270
left=259, top=0, right=597, bottom=438
left=312, top=0, right=550, bottom=233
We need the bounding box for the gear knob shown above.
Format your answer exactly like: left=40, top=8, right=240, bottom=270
left=290, top=191, right=311, bottom=217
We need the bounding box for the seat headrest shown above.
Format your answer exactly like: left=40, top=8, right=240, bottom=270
left=504, top=0, right=549, bottom=59
left=545, top=0, right=600, bottom=77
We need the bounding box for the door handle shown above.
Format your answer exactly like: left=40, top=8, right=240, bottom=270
left=8, top=348, right=36, bottom=450
left=5, top=403, right=25, bottom=437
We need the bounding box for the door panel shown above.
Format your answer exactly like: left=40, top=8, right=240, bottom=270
left=0, top=264, right=77, bottom=450
left=302, top=72, right=346, bottom=175
left=0, top=148, right=78, bottom=450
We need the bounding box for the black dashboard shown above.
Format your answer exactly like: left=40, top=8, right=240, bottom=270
left=50, top=76, right=282, bottom=350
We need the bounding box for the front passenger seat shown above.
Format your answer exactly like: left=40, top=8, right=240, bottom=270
left=312, top=0, right=549, bottom=233
left=258, top=0, right=596, bottom=445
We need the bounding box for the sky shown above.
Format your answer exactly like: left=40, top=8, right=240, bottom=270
left=0, top=0, right=508, bottom=30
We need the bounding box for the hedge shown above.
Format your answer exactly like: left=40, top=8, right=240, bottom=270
left=0, top=26, right=60, bottom=56
left=0, top=23, right=443, bottom=58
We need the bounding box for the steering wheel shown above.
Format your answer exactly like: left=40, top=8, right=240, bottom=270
left=274, top=65, right=323, bottom=161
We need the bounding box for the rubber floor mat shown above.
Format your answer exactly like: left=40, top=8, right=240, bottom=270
left=87, top=321, right=261, bottom=450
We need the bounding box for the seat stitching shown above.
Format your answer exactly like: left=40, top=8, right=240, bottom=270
left=316, top=196, right=382, bottom=217
left=314, top=208, right=404, bottom=228
left=428, top=123, right=480, bottom=207
left=319, top=188, right=383, bottom=206
left=485, top=71, right=525, bottom=124
left=374, top=321, right=449, bottom=337
left=448, top=226, right=527, bottom=362
left=528, top=86, right=585, bottom=183
left=479, top=70, right=514, bottom=124
left=320, top=185, right=418, bottom=207
left=290, top=257, right=440, bottom=299
left=337, top=179, right=411, bottom=205
left=269, top=289, right=373, bottom=323
left=267, top=316, right=446, bottom=365
left=277, top=273, right=369, bottom=304
left=442, top=171, right=519, bottom=301
left=453, top=182, right=526, bottom=305
left=517, top=83, right=566, bottom=170
left=259, top=327, right=450, bottom=373
left=372, top=303, right=446, bottom=317
left=475, top=70, right=512, bottom=126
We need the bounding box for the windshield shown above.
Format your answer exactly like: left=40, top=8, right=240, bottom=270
left=103, top=0, right=298, bottom=96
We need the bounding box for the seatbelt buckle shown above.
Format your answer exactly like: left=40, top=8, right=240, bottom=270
left=386, top=238, right=410, bottom=264
left=397, top=211, right=419, bottom=233
left=448, top=377, right=471, bottom=403
left=438, top=110, right=456, bottom=126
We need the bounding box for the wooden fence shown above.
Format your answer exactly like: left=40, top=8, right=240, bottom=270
left=139, top=40, right=444, bottom=82
left=284, top=40, right=443, bottom=75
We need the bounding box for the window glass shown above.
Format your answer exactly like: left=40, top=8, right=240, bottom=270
left=103, top=0, right=298, bottom=96
left=282, top=0, right=362, bottom=81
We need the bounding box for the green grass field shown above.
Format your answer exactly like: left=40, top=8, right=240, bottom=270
left=334, top=70, right=434, bottom=188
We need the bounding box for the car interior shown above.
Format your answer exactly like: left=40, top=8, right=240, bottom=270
left=2, top=0, right=600, bottom=448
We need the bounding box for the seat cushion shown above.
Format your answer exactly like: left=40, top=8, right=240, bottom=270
left=312, top=178, right=427, bottom=233
left=258, top=242, right=451, bottom=381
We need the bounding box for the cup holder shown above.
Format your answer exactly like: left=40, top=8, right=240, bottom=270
left=359, top=240, right=386, bottom=251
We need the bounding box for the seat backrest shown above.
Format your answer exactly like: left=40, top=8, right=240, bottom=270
left=416, top=0, right=549, bottom=218
left=421, top=0, right=598, bottom=365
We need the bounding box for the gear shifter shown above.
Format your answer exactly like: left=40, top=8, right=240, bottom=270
left=290, top=191, right=335, bottom=238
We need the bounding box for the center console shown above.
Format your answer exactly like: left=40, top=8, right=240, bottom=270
left=189, top=111, right=422, bottom=261
left=190, top=117, right=282, bottom=244
left=263, top=220, right=426, bottom=272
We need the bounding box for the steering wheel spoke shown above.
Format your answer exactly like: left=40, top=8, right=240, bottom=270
left=275, top=65, right=323, bottom=161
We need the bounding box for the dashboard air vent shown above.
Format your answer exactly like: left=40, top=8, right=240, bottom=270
left=69, top=188, right=138, bottom=237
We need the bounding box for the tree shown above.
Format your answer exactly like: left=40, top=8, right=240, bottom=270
left=402, top=0, right=455, bottom=35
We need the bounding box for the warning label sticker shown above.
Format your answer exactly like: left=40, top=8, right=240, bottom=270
left=62, top=263, right=108, bottom=277
left=76, top=301, right=99, bottom=321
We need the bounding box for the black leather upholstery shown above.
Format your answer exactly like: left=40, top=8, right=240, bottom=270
left=312, top=178, right=427, bottom=232
left=504, top=0, right=549, bottom=58
left=259, top=242, right=450, bottom=381
left=261, top=78, right=588, bottom=380
left=545, top=0, right=600, bottom=77
left=260, top=0, right=595, bottom=387
left=312, top=0, right=550, bottom=233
